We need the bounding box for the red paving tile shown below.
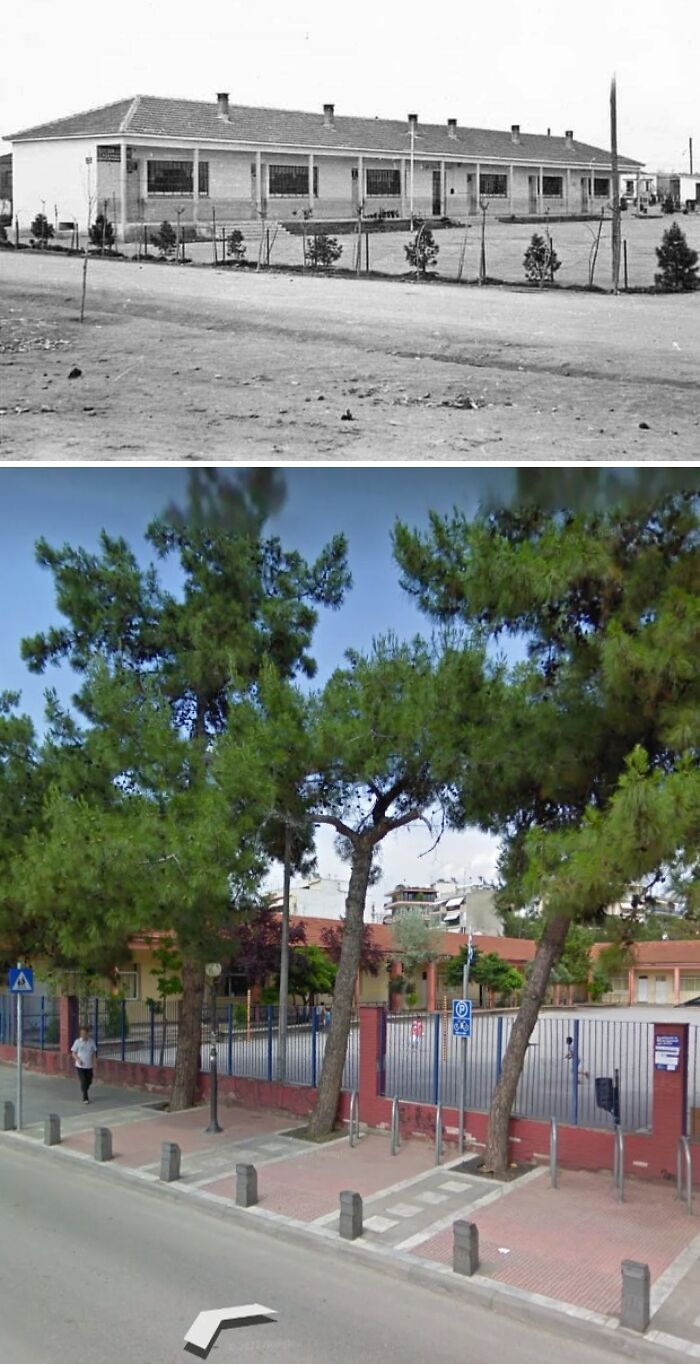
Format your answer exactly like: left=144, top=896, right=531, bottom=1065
left=62, top=1105, right=284, bottom=1167
left=201, top=1133, right=436, bottom=1221
left=415, top=1170, right=697, bottom=1316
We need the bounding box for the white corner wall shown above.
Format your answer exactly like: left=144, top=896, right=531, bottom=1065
left=12, top=137, right=99, bottom=226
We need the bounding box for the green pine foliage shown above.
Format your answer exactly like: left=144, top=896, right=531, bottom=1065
left=89, top=214, right=115, bottom=251
left=523, top=232, right=561, bottom=284
left=226, top=229, right=247, bottom=262
left=654, top=222, right=700, bottom=291
left=404, top=224, right=439, bottom=276
left=306, top=234, right=343, bottom=269
left=30, top=213, right=54, bottom=246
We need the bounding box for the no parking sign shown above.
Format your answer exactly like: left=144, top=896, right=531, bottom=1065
left=452, top=998, right=472, bottom=1037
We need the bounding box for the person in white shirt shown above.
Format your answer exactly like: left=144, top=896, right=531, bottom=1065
left=71, top=1025, right=98, bottom=1104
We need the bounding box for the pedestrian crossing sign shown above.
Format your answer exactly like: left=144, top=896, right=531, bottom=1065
left=8, top=967, right=34, bottom=994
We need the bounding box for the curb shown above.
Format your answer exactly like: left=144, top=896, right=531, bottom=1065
left=2, top=1128, right=698, bottom=1364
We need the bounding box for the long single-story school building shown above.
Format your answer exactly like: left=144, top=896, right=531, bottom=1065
left=5, top=93, right=643, bottom=240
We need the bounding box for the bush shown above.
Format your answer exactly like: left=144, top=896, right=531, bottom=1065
left=654, top=222, right=700, bottom=291
left=662, top=194, right=676, bottom=214
left=44, top=1017, right=60, bottom=1044
left=150, top=220, right=177, bottom=257
left=89, top=213, right=115, bottom=251
left=30, top=213, right=54, bottom=246
left=226, top=229, right=247, bottom=263
left=234, top=1002, right=248, bottom=1026
left=404, top=223, right=439, bottom=277
left=306, top=233, right=343, bottom=269
left=103, top=997, right=129, bottom=1038
left=523, top=232, right=561, bottom=284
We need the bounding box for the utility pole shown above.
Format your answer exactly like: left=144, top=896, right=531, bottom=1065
left=690, top=137, right=694, bottom=175
left=278, top=823, right=292, bottom=1083
left=610, top=74, right=622, bottom=294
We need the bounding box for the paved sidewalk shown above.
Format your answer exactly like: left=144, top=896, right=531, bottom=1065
left=4, top=1078, right=700, bottom=1361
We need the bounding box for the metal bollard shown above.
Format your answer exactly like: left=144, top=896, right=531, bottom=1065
left=620, top=1260, right=650, bottom=1332
left=390, top=1096, right=400, bottom=1156
left=550, top=1116, right=558, bottom=1189
left=94, top=1126, right=113, bottom=1162
left=339, top=1190, right=363, bottom=1241
left=349, top=1091, right=359, bottom=1148
left=2, top=1100, right=15, bottom=1131
left=453, top=1220, right=479, bottom=1277
left=235, top=1163, right=258, bottom=1208
left=160, top=1141, right=181, bottom=1182
left=435, top=1104, right=443, bottom=1166
left=44, top=1113, right=61, bottom=1146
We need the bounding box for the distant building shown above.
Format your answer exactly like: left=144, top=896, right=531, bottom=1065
left=4, top=93, right=642, bottom=240
left=656, top=171, right=700, bottom=212
left=382, top=880, right=502, bottom=935
left=0, top=153, right=11, bottom=217
left=383, top=885, right=440, bottom=924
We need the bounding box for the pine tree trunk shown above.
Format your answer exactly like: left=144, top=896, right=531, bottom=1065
left=307, top=839, right=373, bottom=1139
left=481, top=913, right=570, bottom=1173
left=169, top=957, right=204, bottom=1111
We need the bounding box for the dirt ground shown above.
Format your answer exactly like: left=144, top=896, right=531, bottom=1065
left=1, top=248, right=699, bottom=460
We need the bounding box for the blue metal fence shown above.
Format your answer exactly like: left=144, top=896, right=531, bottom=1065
left=93, top=998, right=357, bottom=1091
left=382, top=1011, right=654, bottom=1132
left=0, top=994, right=60, bottom=1049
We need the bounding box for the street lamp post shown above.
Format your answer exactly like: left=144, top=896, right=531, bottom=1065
left=205, top=962, right=223, bottom=1134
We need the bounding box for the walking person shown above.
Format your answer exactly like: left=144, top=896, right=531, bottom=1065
left=565, top=1035, right=589, bottom=1082
left=71, top=1024, right=97, bottom=1104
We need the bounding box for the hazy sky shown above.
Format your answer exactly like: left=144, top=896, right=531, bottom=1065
left=1, top=0, right=696, bottom=169
left=0, top=466, right=509, bottom=906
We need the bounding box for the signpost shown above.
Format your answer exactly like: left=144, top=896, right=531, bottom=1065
left=8, top=963, right=34, bottom=1132
left=455, top=932, right=474, bottom=1154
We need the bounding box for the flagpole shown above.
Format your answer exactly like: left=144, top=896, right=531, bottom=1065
left=457, top=928, right=473, bottom=1154
left=16, top=960, right=23, bottom=1131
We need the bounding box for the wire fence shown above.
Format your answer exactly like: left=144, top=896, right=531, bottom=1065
left=0, top=994, right=60, bottom=1049
left=92, top=998, right=357, bottom=1091
left=382, top=1012, right=655, bottom=1132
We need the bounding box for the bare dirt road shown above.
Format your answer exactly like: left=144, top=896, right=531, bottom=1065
left=1, top=250, right=698, bottom=460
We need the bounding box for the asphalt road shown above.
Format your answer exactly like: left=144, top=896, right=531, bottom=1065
left=0, top=1140, right=632, bottom=1364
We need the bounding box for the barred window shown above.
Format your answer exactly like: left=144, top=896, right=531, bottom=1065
left=542, top=175, right=563, bottom=197
left=593, top=177, right=610, bottom=197
left=479, top=173, right=508, bottom=196
left=147, top=160, right=193, bottom=195
left=366, top=168, right=401, bottom=197
left=198, top=161, right=209, bottom=197
left=269, top=164, right=318, bottom=197
left=114, top=968, right=139, bottom=1001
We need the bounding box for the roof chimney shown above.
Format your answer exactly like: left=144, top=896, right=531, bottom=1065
left=565, top=129, right=574, bottom=148
left=511, top=124, right=521, bottom=144
left=217, top=92, right=230, bottom=118
left=408, top=113, right=418, bottom=130
left=323, top=103, right=335, bottom=128
left=447, top=118, right=458, bottom=139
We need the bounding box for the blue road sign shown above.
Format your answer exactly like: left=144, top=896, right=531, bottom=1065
left=452, top=998, right=472, bottom=1037
left=8, top=967, right=34, bottom=994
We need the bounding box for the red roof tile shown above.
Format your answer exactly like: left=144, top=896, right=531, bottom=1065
left=6, top=95, right=642, bottom=168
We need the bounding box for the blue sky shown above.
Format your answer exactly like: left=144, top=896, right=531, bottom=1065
left=0, top=466, right=526, bottom=902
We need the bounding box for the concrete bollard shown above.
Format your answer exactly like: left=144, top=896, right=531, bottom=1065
left=339, top=1190, right=363, bottom=1241
left=235, top=1163, right=258, bottom=1208
left=453, top=1220, right=480, bottom=1277
left=2, top=1100, right=16, bottom=1131
left=44, top=1113, right=61, bottom=1146
left=94, top=1126, right=113, bottom=1162
left=160, top=1141, right=181, bottom=1182
left=620, top=1260, right=650, bottom=1333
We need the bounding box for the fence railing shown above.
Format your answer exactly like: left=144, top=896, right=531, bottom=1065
left=92, top=998, right=357, bottom=1091
left=0, top=994, right=60, bottom=1050
left=381, top=1011, right=654, bottom=1131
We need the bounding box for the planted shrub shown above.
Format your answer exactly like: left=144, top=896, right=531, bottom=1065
left=523, top=232, right=561, bottom=284
left=89, top=213, right=115, bottom=252
left=306, top=234, right=343, bottom=269
left=30, top=213, right=54, bottom=247
left=0, top=223, right=7, bottom=245
left=226, top=228, right=247, bottom=263
left=404, top=223, right=439, bottom=277
left=150, top=220, right=177, bottom=257
left=654, top=222, right=699, bottom=291
left=662, top=193, right=676, bottom=214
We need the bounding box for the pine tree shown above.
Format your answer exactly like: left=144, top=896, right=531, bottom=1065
left=404, top=224, right=439, bottom=277
left=306, top=234, right=343, bottom=269
left=655, top=222, right=699, bottom=291
left=226, top=229, right=247, bottom=263
left=30, top=213, right=54, bottom=247
left=150, top=221, right=177, bottom=257
left=89, top=214, right=115, bottom=252
left=523, top=232, right=561, bottom=284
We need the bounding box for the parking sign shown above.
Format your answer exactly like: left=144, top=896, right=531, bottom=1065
left=452, top=998, right=472, bottom=1037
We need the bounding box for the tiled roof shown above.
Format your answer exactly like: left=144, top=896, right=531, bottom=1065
left=6, top=95, right=642, bottom=167
left=591, top=939, right=700, bottom=967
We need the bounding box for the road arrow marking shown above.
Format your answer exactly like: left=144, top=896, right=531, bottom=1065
left=184, top=1304, right=276, bottom=1358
